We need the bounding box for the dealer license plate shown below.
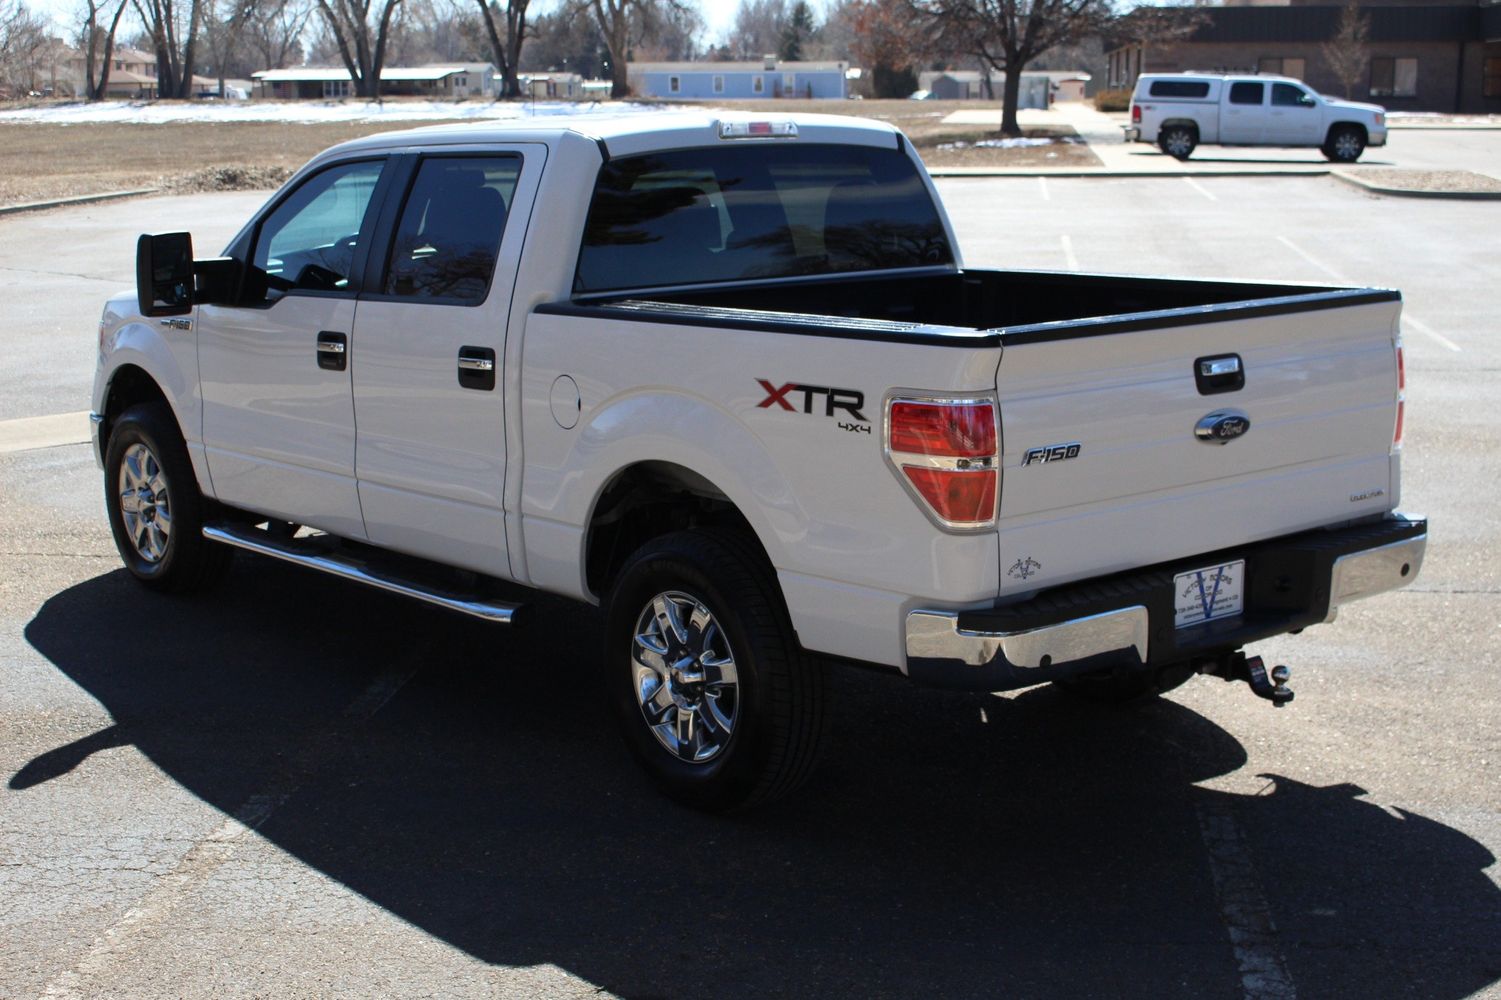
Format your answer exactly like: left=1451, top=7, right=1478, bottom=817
left=1173, top=560, right=1245, bottom=628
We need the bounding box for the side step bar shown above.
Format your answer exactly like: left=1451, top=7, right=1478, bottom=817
left=203, top=523, right=525, bottom=625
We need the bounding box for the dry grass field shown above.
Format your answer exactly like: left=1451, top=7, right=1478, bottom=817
left=0, top=97, right=1097, bottom=207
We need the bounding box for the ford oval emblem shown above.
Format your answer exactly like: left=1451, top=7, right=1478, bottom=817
left=1195, top=409, right=1251, bottom=444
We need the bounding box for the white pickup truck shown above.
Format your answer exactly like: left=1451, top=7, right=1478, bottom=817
left=1125, top=73, right=1388, bottom=162
left=96, top=112, right=1425, bottom=809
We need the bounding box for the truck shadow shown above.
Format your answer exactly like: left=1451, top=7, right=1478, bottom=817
left=1125, top=150, right=1398, bottom=167
left=21, top=564, right=1501, bottom=999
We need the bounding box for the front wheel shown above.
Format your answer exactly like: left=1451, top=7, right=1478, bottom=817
left=1323, top=126, right=1366, bottom=163
left=1159, top=125, right=1197, bottom=160
left=104, top=403, right=232, bottom=592
left=604, top=530, right=826, bottom=811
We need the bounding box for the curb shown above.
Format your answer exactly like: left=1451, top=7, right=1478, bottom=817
left=927, top=166, right=1331, bottom=179
left=0, top=188, right=159, bottom=217
left=1330, top=171, right=1501, bottom=200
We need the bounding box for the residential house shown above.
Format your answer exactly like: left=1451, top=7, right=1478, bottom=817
left=628, top=57, right=849, bottom=100
left=251, top=63, right=497, bottom=100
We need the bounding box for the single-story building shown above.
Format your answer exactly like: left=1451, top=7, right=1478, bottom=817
left=251, top=63, right=497, bottom=100
left=629, top=57, right=849, bottom=100
left=917, top=70, right=1090, bottom=106
left=1106, top=2, right=1501, bottom=114
left=517, top=72, right=585, bottom=99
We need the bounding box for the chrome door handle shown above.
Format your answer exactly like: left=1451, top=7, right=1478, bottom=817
left=317, top=332, right=347, bottom=372
left=457, top=346, right=495, bottom=390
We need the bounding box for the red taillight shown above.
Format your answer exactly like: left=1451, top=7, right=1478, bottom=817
left=1393, top=340, right=1405, bottom=450
left=1132, top=104, right=1141, bottom=123
left=887, top=398, right=999, bottom=529
left=901, top=467, right=997, bottom=524
left=889, top=400, right=996, bottom=458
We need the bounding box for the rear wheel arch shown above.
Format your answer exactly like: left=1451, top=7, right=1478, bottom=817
left=583, top=460, right=775, bottom=601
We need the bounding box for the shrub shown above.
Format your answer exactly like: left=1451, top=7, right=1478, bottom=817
left=1094, top=88, right=1132, bottom=112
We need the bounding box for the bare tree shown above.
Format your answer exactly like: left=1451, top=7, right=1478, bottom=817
left=200, top=0, right=261, bottom=94
left=133, top=0, right=208, bottom=98
left=472, top=0, right=530, bottom=97
left=246, top=0, right=311, bottom=70
left=582, top=0, right=682, bottom=98
left=76, top=0, right=130, bottom=99
left=729, top=0, right=784, bottom=60
left=914, top=0, right=1109, bottom=136
left=315, top=0, right=404, bottom=98
left=1321, top=0, right=1369, bottom=99
left=1, top=0, right=50, bottom=93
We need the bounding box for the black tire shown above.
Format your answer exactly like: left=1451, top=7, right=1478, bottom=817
left=1159, top=125, right=1197, bottom=161
left=104, top=402, right=233, bottom=593
left=1323, top=125, right=1366, bottom=163
left=1054, top=661, right=1196, bottom=705
left=603, top=529, right=827, bottom=812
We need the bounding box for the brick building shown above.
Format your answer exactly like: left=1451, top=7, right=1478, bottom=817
left=1106, top=1, right=1501, bottom=114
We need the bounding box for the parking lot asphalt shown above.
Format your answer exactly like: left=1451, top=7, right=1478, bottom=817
left=1, top=177, right=1498, bottom=998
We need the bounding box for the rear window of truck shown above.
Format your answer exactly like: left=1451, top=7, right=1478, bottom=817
left=1147, top=80, right=1211, bottom=99
left=573, top=143, right=953, bottom=293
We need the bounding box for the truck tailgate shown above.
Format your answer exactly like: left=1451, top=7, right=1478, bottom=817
left=993, top=296, right=1402, bottom=596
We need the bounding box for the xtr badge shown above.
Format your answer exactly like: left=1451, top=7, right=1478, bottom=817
left=757, top=379, right=868, bottom=423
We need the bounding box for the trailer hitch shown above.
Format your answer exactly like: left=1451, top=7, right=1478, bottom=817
left=1200, top=652, right=1294, bottom=707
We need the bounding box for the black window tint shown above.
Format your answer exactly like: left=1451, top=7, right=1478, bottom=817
left=252, top=159, right=384, bottom=299
left=1229, top=82, right=1264, bottom=105
left=1148, top=80, right=1210, bottom=99
left=1271, top=82, right=1310, bottom=106
left=574, top=144, right=952, bottom=293
left=384, top=155, right=520, bottom=304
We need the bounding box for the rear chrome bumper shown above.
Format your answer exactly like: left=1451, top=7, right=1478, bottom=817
left=1123, top=126, right=1140, bottom=142
left=905, top=514, right=1426, bottom=691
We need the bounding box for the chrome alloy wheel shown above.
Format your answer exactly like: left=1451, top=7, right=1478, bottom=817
left=1333, top=131, right=1362, bottom=160
left=117, top=442, right=172, bottom=563
left=1163, top=128, right=1193, bottom=158
left=631, top=591, right=740, bottom=763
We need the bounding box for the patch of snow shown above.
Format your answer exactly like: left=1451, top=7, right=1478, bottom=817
left=935, top=136, right=1057, bottom=151
left=0, top=99, right=662, bottom=125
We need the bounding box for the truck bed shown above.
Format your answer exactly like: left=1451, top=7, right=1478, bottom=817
left=551, top=267, right=1399, bottom=343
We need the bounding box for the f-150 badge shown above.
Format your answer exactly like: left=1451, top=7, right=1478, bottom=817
left=1022, top=442, right=1081, bottom=466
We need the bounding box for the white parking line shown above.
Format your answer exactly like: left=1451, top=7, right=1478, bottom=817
left=0, top=411, right=92, bottom=454
left=1060, top=234, right=1079, bottom=270
left=1275, top=235, right=1350, bottom=283
left=1400, top=314, right=1462, bottom=353
left=1183, top=177, right=1219, bottom=202
left=1197, top=795, right=1299, bottom=1000
left=1038, top=176, right=1051, bottom=202
left=38, top=662, right=420, bottom=999
left=1276, top=236, right=1461, bottom=352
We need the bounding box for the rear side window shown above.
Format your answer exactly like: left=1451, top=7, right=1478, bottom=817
left=383, top=155, right=521, bottom=304
left=1148, top=80, right=1210, bottom=99
left=1229, top=82, right=1265, bottom=105
left=574, top=143, right=952, bottom=294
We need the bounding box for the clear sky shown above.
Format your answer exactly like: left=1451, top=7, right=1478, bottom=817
left=33, top=0, right=745, bottom=51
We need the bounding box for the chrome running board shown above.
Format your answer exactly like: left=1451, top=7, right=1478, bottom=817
left=203, top=523, right=525, bottom=625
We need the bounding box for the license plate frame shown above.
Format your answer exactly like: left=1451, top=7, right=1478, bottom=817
left=1173, top=560, right=1246, bottom=628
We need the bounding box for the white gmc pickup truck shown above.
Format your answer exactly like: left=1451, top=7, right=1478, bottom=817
left=1125, top=73, right=1388, bottom=162
left=95, top=112, right=1425, bottom=809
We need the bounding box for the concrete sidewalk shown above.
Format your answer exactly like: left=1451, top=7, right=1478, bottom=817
left=937, top=104, right=1338, bottom=177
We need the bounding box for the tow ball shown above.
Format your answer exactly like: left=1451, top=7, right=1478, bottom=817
left=1201, top=652, right=1294, bottom=707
